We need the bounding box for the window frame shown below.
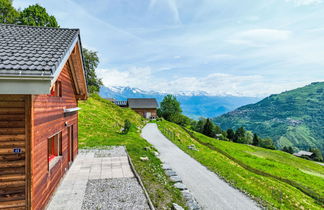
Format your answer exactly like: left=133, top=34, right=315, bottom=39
left=48, top=81, right=62, bottom=97
left=48, top=131, right=62, bottom=170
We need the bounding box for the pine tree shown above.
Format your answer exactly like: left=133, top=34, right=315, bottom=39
left=202, top=118, right=215, bottom=138
left=226, top=128, right=235, bottom=141
left=252, top=133, right=259, bottom=146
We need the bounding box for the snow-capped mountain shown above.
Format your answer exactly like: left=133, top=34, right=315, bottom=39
left=100, top=86, right=261, bottom=119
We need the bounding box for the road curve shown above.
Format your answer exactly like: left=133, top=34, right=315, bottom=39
left=141, top=123, right=260, bottom=210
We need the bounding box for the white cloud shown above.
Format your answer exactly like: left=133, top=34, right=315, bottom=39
left=286, top=0, right=323, bottom=6
left=97, top=67, right=310, bottom=97
left=228, top=29, right=292, bottom=46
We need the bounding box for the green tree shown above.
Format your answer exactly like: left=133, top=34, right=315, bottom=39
left=252, top=133, right=260, bottom=146
left=234, top=127, right=245, bottom=143
left=17, top=4, right=59, bottom=27
left=245, top=131, right=253, bottom=144
left=192, top=118, right=206, bottom=133
left=260, top=138, right=275, bottom=150
left=226, top=128, right=235, bottom=141
left=159, top=95, right=182, bottom=121
left=0, top=0, right=19, bottom=24
left=309, top=148, right=323, bottom=162
left=282, top=146, right=294, bottom=154
left=82, top=48, right=103, bottom=93
left=169, top=113, right=191, bottom=126
left=202, top=118, right=215, bottom=138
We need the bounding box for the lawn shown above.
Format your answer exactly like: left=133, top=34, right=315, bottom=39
left=78, top=95, right=186, bottom=209
left=157, top=120, right=324, bottom=210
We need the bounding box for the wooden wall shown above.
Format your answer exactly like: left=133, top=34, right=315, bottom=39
left=132, top=108, right=157, bottom=119
left=0, top=95, right=30, bottom=209
left=31, top=61, right=79, bottom=209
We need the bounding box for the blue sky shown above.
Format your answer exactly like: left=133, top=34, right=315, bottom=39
left=14, top=0, right=324, bottom=97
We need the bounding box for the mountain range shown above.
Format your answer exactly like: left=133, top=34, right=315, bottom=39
left=213, top=82, right=324, bottom=153
left=99, top=86, right=261, bottom=119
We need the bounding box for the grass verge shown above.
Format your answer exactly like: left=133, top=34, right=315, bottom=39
left=157, top=120, right=324, bottom=210
left=78, top=95, right=186, bottom=209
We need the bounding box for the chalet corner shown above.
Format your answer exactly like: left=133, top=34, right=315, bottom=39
left=0, top=24, right=87, bottom=209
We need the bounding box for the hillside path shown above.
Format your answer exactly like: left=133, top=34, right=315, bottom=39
left=142, top=123, right=260, bottom=210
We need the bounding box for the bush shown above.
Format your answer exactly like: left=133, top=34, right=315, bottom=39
left=169, top=113, right=191, bottom=126
left=122, top=119, right=131, bottom=134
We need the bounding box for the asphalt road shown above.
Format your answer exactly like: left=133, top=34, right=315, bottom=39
left=141, top=123, right=260, bottom=210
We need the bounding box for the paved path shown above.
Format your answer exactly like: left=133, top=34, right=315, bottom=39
left=46, top=147, right=149, bottom=210
left=142, top=123, right=260, bottom=210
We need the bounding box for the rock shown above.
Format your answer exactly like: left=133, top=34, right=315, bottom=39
left=140, top=157, right=149, bottom=161
left=181, top=190, right=194, bottom=201
left=162, top=164, right=172, bottom=170
left=174, top=183, right=187, bottom=190
left=188, top=145, right=198, bottom=151
left=153, top=151, right=159, bottom=156
left=187, top=200, right=201, bottom=210
left=172, top=203, right=184, bottom=210
left=169, top=176, right=182, bottom=183
left=165, top=169, right=177, bottom=177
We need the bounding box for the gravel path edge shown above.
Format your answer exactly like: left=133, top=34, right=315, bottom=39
left=127, top=152, right=156, bottom=210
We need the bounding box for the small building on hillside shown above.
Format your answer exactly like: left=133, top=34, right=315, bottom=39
left=113, top=98, right=158, bottom=119
left=293, top=150, right=314, bottom=158
left=128, top=98, right=158, bottom=119
left=0, top=24, right=87, bottom=209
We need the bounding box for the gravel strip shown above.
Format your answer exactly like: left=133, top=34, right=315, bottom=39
left=81, top=178, right=150, bottom=210
left=79, top=146, right=127, bottom=157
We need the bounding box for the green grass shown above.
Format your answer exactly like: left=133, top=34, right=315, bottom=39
left=78, top=95, right=186, bottom=209
left=157, top=120, right=324, bottom=210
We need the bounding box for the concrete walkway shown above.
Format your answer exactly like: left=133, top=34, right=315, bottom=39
left=142, top=123, right=260, bottom=210
left=46, top=147, right=149, bottom=210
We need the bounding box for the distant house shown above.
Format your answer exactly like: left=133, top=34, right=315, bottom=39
left=293, top=150, right=314, bottom=158
left=0, top=24, right=87, bottom=209
left=113, top=98, right=158, bottom=119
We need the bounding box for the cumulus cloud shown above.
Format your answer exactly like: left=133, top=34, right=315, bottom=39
left=97, top=67, right=310, bottom=97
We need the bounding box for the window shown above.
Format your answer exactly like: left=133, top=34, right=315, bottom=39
left=48, top=81, right=62, bottom=97
left=48, top=132, right=62, bottom=166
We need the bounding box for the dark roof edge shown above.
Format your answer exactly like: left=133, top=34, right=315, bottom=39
left=0, top=23, right=80, bottom=31
left=51, top=34, right=79, bottom=84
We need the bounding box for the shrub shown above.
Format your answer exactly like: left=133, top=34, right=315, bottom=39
left=122, top=119, right=131, bottom=134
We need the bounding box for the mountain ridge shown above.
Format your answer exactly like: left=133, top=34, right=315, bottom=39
left=213, top=82, right=324, bottom=153
left=99, top=86, right=261, bottom=119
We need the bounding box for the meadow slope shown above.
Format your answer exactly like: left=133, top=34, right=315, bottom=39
left=157, top=120, right=324, bottom=209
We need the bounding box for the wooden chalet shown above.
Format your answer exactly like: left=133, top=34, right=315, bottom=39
left=114, top=98, right=158, bottom=119
left=0, top=24, right=87, bottom=209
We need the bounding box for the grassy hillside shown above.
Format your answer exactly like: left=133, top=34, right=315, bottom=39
left=78, top=95, right=186, bottom=209
left=157, top=120, right=324, bottom=209
left=213, top=82, right=324, bottom=153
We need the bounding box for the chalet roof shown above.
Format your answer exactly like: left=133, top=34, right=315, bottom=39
left=127, top=98, right=158, bottom=109
left=0, top=24, right=79, bottom=76
left=0, top=24, right=87, bottom=98
left=293, top=151, right=313, bottom=157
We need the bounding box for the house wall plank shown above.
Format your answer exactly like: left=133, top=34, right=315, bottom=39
left=31, top=61, right=79, bottom=210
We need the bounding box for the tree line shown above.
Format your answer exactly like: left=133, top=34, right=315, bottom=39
left=158, top=94, right=323, bottom=160
left=0, top=0, right=103, bottom=94
left=158, top=94, right=276, bottom=150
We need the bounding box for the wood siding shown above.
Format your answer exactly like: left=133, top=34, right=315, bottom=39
left=131, top=108, right=157, bottom=119
left=31, top=61, right=79, bottom=209
left=0, top=95, right=30, bottom=209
